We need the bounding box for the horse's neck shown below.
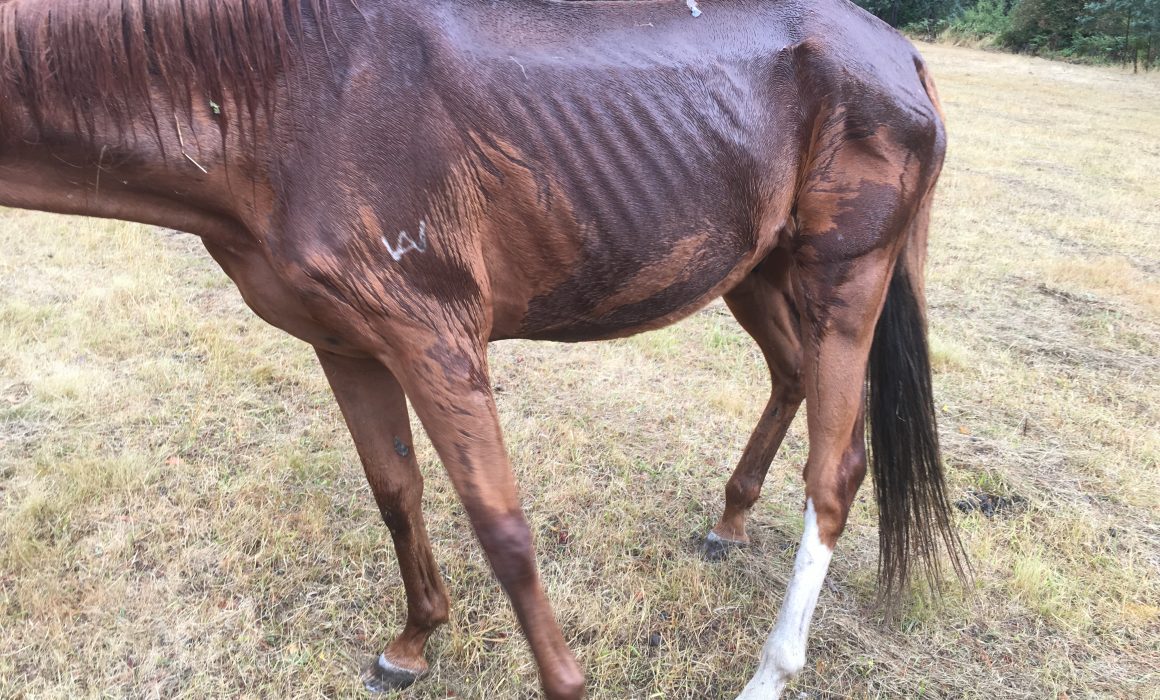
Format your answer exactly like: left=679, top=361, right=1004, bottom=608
left=0, top=0, right=293, bottom=238
left=0, top=100, right=265, bottom=240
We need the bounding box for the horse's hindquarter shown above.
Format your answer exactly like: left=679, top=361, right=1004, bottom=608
left=434, top=1, right=804, bottom=341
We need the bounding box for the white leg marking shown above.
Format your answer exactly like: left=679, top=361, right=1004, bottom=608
left=383, top=220, right=428, bottom=261
left=736, top=499, right=834, bottom=700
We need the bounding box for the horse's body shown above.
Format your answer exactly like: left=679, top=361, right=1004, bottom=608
left=0, top=1, right=965, bottom=697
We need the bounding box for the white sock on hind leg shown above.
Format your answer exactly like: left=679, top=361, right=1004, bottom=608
left=736, top=498, right=834, bottom=699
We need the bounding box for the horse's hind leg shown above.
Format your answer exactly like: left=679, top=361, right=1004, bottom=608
left=315, top=350, right=451, bottom=691
left=735, top=250, right=892, bottom=699
left=706, top=249, right=804, bottom=558
left=737, top=127, right=939, bottom=697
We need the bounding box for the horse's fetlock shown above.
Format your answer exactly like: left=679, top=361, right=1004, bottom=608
left=725, top=478, right=761, bottom=509
left=421, top=592, right=451, bottom=628
left=544, top=667, right=586, bottom=700
left=768, top=643, right=806, bottom=677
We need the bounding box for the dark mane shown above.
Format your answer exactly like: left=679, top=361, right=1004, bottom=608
left=0, top=0, right=325, bottom=142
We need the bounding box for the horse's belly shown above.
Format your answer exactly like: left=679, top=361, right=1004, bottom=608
left=474, top=146, right=776, bottom=342
left=500, top=222, right=762, bottom=342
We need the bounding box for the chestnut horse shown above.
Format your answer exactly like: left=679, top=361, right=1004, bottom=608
left=0, top=0, right=967, bottom=697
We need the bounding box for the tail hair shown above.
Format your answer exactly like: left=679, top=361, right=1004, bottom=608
left=866, top=258, right=969, bottom=607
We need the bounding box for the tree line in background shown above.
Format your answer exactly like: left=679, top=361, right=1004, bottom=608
left=853, top=0, right=1160, bottom=71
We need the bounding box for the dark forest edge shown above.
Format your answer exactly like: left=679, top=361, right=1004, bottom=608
left=855, top=0, right=1160, bottom=71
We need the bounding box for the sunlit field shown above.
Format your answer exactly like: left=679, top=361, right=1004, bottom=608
left=2, top=44, right=1157, bottom=698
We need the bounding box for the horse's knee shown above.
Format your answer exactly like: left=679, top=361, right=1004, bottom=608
left=377, top=488, right=421, bottom=533
left=769, top=366, right=804, bottom=406
left=473, top=512, right=537, bottom=590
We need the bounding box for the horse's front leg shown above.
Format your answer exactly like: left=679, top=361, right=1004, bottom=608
left=314, top=350, right=451, bottom=690
left=384, top=334, right=585, bottom=700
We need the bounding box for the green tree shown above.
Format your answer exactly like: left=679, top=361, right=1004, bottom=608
left=851, top=0, right=964, bottom=30
left=950, top=0, right=1014, bottom=39
left=1003, top=0, right=1087, bottom=51
left=1083, top=0, right=1160, bottom=70
left=849, top=0, right=1160, bottom=69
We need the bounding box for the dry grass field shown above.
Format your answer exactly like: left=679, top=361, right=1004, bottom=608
left=2, top=43, right=1158, bottom=699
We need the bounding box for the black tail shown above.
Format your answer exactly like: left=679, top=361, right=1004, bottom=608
left=866, top=259, right=968, bottom=606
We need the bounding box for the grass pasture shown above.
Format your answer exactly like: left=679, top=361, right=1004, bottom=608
left=1, top=44, right=1158, bottom=699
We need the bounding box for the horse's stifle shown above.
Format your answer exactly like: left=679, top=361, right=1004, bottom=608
left=0, top=1, right=967, bottom=697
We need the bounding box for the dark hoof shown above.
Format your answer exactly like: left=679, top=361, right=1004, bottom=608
left=703, top=531, right=747, bottom=561
left=363, top=654, right=426, bottom=694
